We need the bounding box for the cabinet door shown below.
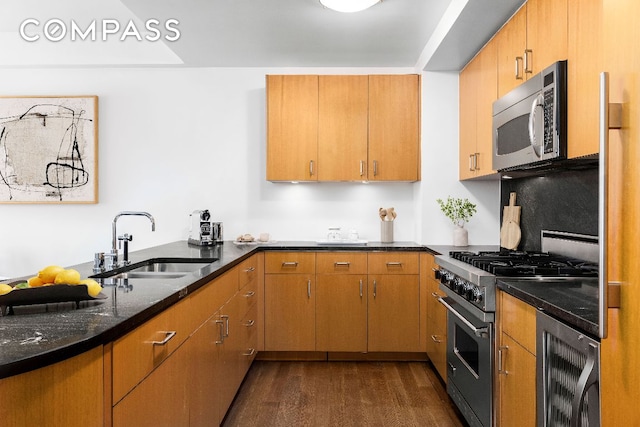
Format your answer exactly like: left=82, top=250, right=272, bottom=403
left=264, top=274, right=316, bottom=351
left=266, top=75, right=318, bottom=181
left=525, top=0, right=568, bottom=77
left=498, top=333, right=536, bottom=427
left=316, top=274, right=367, bottom=352
left=318, top=75, right=368, bottom=181
left=601, top=0, right=640, bottom=423
left=567, top=0, right=602, bottom=158
left=475, top=40, right=498, bottom=177
left=368, top=275, right=420, bottom=352
left=496, top=5, right=527, bottom=98
left=459, top=55, right=479, bottom=180
left=188, top=313, right=221, bottom=426
left=113, top=343, right=189, bottom=427
left=423, top=255, right=447, bottom=380
left=368, top=75, right=420, bottom=181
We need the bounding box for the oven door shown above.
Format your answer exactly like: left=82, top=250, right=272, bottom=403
left=439, top=296, right=494, bottom=427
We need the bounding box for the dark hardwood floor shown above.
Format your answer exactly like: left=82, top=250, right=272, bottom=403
left=222, top=361, right=466, bottom=427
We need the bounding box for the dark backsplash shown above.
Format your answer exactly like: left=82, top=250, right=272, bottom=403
left=500, top=167, right=599, bottom=251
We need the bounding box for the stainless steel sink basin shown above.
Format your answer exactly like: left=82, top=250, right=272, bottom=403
left=91, top=258, right=217, bottom=280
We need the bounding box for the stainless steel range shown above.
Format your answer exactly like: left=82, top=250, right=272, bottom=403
left=434, top=230, right=598, bottom=427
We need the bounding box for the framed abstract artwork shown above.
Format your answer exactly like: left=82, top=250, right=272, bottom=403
left=0, top=96, right=98, bottom=203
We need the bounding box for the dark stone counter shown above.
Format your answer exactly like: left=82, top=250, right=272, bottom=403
left=496, top=277, right=599, bottom=337
left=0, top=240, right=426, bottom=379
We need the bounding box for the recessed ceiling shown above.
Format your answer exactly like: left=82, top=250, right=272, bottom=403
left=0, top=0, right=525, bottom=70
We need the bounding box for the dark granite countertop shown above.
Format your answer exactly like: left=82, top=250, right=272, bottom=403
left=496, top=277, right=600, bottom=337
left=0, top=240, right=426, bottom=379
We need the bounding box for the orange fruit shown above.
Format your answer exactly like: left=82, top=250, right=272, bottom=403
left=28, top=276, right=45, bottom=288
left=38, top=265, right=64, bottom=283
left=54, top=269, right=81, bottom=285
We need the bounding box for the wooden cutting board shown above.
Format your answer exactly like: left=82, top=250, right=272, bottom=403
left=500, top=192, right=521, bottom=250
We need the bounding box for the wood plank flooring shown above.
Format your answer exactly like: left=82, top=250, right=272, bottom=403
left=222, top=361, right=466, bottom=427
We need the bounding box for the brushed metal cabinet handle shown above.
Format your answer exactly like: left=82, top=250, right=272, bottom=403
left=524, top=49, right=533, bottom=74
left=515, top=56, right=524, bottom=80
left=152, top=331, right=176, bottom=346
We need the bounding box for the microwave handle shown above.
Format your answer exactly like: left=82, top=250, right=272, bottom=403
left=528, top=93, right=545, bottom=157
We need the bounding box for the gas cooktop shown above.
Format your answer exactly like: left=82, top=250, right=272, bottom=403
left=449, top=250, right=599, bottom=277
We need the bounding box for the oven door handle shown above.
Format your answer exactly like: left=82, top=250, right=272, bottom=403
left=438, top=297, right=489, bottom=338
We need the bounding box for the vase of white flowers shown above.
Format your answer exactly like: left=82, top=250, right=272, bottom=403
left=436, top=196, right=477, bottom=246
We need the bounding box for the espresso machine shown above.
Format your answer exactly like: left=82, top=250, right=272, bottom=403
left=188, top=210, right=223, bottom=245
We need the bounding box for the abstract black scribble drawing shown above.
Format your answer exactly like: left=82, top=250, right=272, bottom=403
left=0, top=97, right=97, bottom=203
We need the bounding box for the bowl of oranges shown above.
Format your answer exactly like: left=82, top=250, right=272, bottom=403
left=0, top=265, right=105, bottom=315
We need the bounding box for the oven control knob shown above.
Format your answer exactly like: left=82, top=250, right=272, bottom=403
left=472, top=288, right=483, bottom=303
left=434, top=269, right=442, bottom=280
left=465, top=285, right=475, bottom=300
left=455, top=279, right=466, bottom=295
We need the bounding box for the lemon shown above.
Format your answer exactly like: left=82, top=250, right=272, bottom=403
left=79, top=279, right=102, bottom=297
left=54, top=269, right=81, bottom=285
left=0, top=283, right=12, bottom=295
left=38, top=265, right=64, bottom=284
left=28, top=276, right=45, bottom=288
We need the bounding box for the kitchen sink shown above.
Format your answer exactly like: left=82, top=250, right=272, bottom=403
left=91, top=258, right=217, bottom=280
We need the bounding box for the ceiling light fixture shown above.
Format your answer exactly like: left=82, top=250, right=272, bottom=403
left=320, top=0, right=381, bottom=13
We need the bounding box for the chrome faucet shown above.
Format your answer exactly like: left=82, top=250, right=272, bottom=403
left=104, top=211, right=156, bottom=270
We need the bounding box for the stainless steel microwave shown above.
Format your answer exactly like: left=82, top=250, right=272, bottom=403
left=492, top=60, right=567, bottom=171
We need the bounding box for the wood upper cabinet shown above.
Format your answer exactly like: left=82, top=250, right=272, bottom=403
left=316, top=252, right=368, bottom=352
left=318, top=75, right=369, bottom=181
left=266, top=74, right=420, bottom=182
left=496, top=0, right=568, bottom=98
left=266, top=75, right=318, bottom=181
left=567, top=0, right=602, bottom=158
left=368, top=74, right=420, bottom=181
left=601, top=0, right=640, bottom=424
left=497, top=291, right=537, bottom=427
left=459, top=39, right=498, bottom=180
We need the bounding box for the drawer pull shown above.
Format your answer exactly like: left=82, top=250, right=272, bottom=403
left=215, top=320, right=224, bottom=344
left=498, top=345, right=509, bottom=375
left=431, top=292, right=441, bottom=299
left=243, top=319, right=255, bottom=327
left=221, top=314, right=230, bottom=337
left=244, top=290, right=256, bottom=298
left=386, top=262, right=403, bottom=267
left=244, top=266, right=256, bottom=273
left=430, top=335, right=443, bottom=344
left=282, top=261, right=299, bottom=267
left=243, top=348, right=256, bottom=357
left=307, top=279, right=311, bottom=298
left=152, top=331, right=176, bottom=346
left=373, top=279, right=377, bottom=298
left=359, top=279, right=363, bottom=298
left=334, top=262, right=351, bottom=267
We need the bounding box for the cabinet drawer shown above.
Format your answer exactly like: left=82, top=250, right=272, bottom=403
left=316, top=252, right=367, bottom=274
left=189, top=269, right=238, bottom=331
left=238, top=255, right=260, bottom=290
left=500, top=291, right=537, bottom=355
left=112, top=297, right=191, bottom=404
left=367, top=252, right=419, bottom=274
left=265, top=252, right=316, bottom=274
left=239, top=303, right=258, bottom=369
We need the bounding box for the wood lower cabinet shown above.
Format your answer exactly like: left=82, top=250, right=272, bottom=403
left=113, top=342, right=190, bottom=427
left=316, top=252, right=368, bottom=352
left=421, top=253, right=447, bottom=380
left=368, top=252, right=420, bottom=352
left=264, top=274, right=316, bottom=351
left=497, top=290, right=537, bottom=427
left=0, top=346, right=104, bottom=427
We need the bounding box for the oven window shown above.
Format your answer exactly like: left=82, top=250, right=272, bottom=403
left=455, top=324, right=479, bottom=376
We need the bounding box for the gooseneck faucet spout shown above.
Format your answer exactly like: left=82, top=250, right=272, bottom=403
left=108, top=211, right=156, bottom=269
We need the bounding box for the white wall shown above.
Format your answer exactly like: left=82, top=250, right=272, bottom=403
left=0, top=67, right=499, bottom=278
